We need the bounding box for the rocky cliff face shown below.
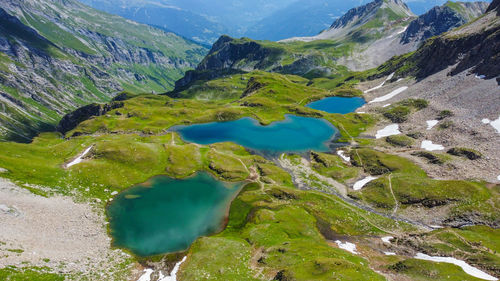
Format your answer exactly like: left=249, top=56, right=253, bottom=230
left=401, top=1, right=489, bottom=44
left=0, top=0, right=206, bottom=141
left=376, top=1, right=499, bottom=82
left=196, top=36, right=281, bottom=72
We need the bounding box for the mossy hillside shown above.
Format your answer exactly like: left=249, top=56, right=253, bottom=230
left=388, top=258, right=490, bottom=281
left=385, top=135, right=414, bottom=147
left=393, top=226, right=500, bottom=275
left=180, top=181, right=416, bottom=280
left=65, top=72, right=376, bottom=142
left=380, top=98, right=428, bottom=123
left=411, top=151, right=451, bottom=165
left=201, top=37, right=355, bottom=78
left=0, top=132, right=280, bottom=201
left=349, top=148, right=499, bottom=225
left=310, top=151, right=359, bottom=182
left=0, top=267, right=65, bottom=281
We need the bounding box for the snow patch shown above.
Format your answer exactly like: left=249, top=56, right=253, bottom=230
left=421, top=140, right=444, bottom=151
left=489, top=116, right=500, bottom=134
left=497, top=175, right=500, bottom=181
left=381, top=236, right=394, bottom=243
left=335, top=240, right=358, bottom=254
left=430, top=225, right=444, bottom=229
left=353, top=176, right=378, bottom=190
left=482, top=119, right=491, bottom=124
left=426, top=120, right=438, bottom=130
left=369, top=86, right=408, bottom=103
left=137, top=269, right=154, bottom=281
left=415, top=253, right=498, bottom=280
left=137, top=256, right=187, bottom=281
left=382, top=104, right=391, bottom=108
left=384, top=252, right=396, bottom=256
left=365, top=73, right=395, bottom=93
left=111, top=191, right=118, bottom=196
left=337, top=150, right=350, bottom=162
left=475, top=74, right=486, bottom=79
left=158, top=256, right=187, bottom=281
left=66, top=146, right=93, bottom=168
left=376, top=124, right=401, bottom=139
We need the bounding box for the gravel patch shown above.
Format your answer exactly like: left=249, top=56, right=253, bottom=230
left=0, top=177, right=130, bottom=277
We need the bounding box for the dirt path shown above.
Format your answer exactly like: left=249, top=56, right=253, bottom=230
left=388, top=174, right=399, bottom=215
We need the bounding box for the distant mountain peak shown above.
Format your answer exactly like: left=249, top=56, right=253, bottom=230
left=329, top=0, right=413, bottom=30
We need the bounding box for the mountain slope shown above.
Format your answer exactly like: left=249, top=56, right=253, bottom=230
left=79, top=0, right=228, bottom=45
left=282, top=0, right=415, bottom=43
left=282, top=0, right=488, bottom=71
left=376, top=0, right=499, bottom=80
left=79, top=0, right=298, bottom=44
left=0, top=0, right=207, bottom=141
left=401, top=1, right=489, bottom=44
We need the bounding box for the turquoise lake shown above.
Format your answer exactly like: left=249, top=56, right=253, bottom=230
left=175, top=115, right=338, bottom=153
left=107, top=173, right=243, bottom=256
left=306, top=97, right=365, bottom=114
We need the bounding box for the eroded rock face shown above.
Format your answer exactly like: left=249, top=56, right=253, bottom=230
left=401, top=2, right=489, bottom=44
left=56, top=102, right=124, bottom=134
left=197, top=35, right=281, bottom=72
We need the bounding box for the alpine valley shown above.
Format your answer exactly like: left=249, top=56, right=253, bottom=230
left=0, top=0, right=498, bottom=281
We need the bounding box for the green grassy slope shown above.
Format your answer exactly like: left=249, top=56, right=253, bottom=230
left=0, top=0, right=207, bottom=141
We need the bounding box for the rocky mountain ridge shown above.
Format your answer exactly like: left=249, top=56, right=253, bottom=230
left=401, top=1, right=489, bottom=44
left=173, top=0, right=490, bottom=91
left=0, top=0, right=207, bottom=141
left=376, top=0, right=499, bottom=81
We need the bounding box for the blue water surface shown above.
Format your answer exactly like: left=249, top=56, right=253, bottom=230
left=306, top=97, right=365, bottom=114
left=175, top=115, right=338, bottom=153
left=108, top=172, right=242, bottom=256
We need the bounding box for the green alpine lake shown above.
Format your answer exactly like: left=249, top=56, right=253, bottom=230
left=107, top=172, right=243, bottom=256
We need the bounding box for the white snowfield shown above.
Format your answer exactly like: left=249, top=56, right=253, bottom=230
left=426, top=120, right=438, bottom=130
left=415, top=253, right=498, bottom=281
left=337, top=150, right=351, bottom=162
left=381, top=236, right=393, bottom=243
left=481, top=116, right=500, bottom=134
left=335, top=240, right=358, bottom=254
left=369, top=86, right=408, bottom=103
left=364, top=73, right=395, bottom=93
left=137, top=269, right=154, bottom=281
left=138, top=256, right=187, bottom=281
left=353, top=176, right=378, bottom=190
left=159, top=256, right=187, bottom=281
left=421, top=140, right=444, bottom=151
left=66, top=146, right=93, bottom=168
left=375, top=124, right=401, bottom=139
left=384, top=252, right=396, bottom=256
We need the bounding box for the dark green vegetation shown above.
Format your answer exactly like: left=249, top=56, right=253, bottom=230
left=381, top=99, right=428, bottom=123
left=0, top=0, right=207, bottom=141
left=392, top=226, right=500, bottom=278
left=349, top=148, right=499, bottom=227
left=385, top=135, right=414, bottom=147
left=412, top=151, right=450, bottom=165
left=0, top=267, right=65, bottom=281
left=447, top=147, right=482, bottom=160
left=179, top=179, right=410, bottom=280
left=64, top=71, right=375, bottom=143
left=310, top=151, right=359, bottom=182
